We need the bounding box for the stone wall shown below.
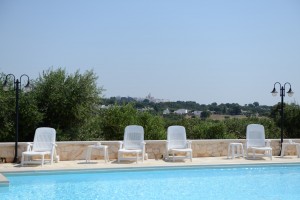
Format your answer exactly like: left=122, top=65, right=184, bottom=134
left=0, top=139, right=299, bottom=163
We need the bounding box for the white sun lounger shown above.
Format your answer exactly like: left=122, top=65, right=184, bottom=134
left=246, top=124, right=272, bottom=160
left=118, top=125, right=146, bottom=163
left=166, top=125, right=192, bottom=162
left=21, top=127, right=57, bottom=166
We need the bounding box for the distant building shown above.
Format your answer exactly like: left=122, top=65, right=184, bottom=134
left=163, top=108, right=170, bottom=115
left=100, top=105, right=111, bottom=109
left=192, top=111, right=202, bottom=117
left=137, top=107, right=154, bottom=112
left=145, top=93, right=170, bottom=103
left=174, top=109, right=188, bottom=115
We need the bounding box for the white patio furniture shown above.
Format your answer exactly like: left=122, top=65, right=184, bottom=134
left=165, top=125, right=192, bottom=162
left=245, top=124, right=272, bottom=160
left=228, top=142, right=244, bottom=159
left=86, top=142, right=109, bottom=163
left=21, top=127, right=57, bottom=166
left=118, top=125, right=147, bottom=163
left=281, top=140, right=300, bottom=158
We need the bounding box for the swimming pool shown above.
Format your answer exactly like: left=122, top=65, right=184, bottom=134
left=1, top=164, right=300, bottom=200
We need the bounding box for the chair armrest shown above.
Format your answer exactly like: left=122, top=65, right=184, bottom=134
left=187, top=140, right=192, bottom=148
left=26, top=142, right=33, bottom=151
left=265, top=140, right=271, bottom=147
left=95, top=142, right=102, bottom=146
left=118, top=141, right=123, bottom=149
left=166, top=141, right=169, bottom=150
left=141, top=141, right=146, bottom=151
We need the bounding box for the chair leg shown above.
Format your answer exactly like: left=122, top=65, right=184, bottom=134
left=165, top=151, right=169, bottom=161
left=41, top=155, right=44, bottom=167
left=227, top=144, right=230, bottom=159
left=85, top=147, right=92, bottom=163
left=241, top=145, right=244, bottom=158
left=104, top=148, right=107, bottom=163
left=107, top=149, right=110, bottom=162
left=50, top=153, right=53, bottom=165
left=297, top=145, right=300, bottom=158
left=253, top=149, right=256, bottom=159
left=172, top=152, right=175, bottom=162
left=118, top=151, right=121, bottom=163
left=21, top=153, right=25, bottom=166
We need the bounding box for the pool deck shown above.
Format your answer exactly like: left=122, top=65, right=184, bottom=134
left=1, top=155, right=300, bottom=172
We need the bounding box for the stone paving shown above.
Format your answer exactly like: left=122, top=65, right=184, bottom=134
left=1, top=156, right=300, bottom=172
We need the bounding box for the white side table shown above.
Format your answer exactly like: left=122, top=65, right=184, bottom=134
left=228, top=143, right=244, bottom=159
left=86, top=143, right=109, bottom=163
left=281, top=142, right=300, bottom=158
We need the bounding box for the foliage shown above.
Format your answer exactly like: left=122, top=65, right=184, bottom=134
left=200, top=110, right=211, bottom=119
left=100, top=104, right=166, bottom=140
left=1, top=69, right=299, bottom=142
left=32, top=68, right=103, bottom=141
left=103, top=97, right=271, bottom=116
left=100, top=104, right=139, bottom=140
left=227, top=103, right=242, bottom=115
left=223, top=117, right=280, bottom=139
left=0, top=73, right=43, bottom=142
left=17, top=92, right=44, bottom=141
left=270, top=103, right=300, bottom=138
left=0, top=85, right=17, bottom=141
left=284, top=104, right=300, bottom=138
left=137, top=112, right=166, bottom=140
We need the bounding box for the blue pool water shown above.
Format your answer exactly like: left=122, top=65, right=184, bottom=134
left=1, top=164, right=300, bottom=200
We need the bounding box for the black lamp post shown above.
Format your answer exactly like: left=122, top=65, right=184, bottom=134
left=271, top=82, right=294, bottom=151
left=3, top=74, right=31, bottom=163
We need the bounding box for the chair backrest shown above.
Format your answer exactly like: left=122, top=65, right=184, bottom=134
left=246, top=124, right=266, bottom=147
left=167, top=126, right=187, bottom=149
left=32, top=127, right=56, bottom=152
left=123, top=125, right=144, bottom=150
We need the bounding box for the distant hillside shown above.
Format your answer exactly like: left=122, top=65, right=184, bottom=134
left=102, top=97, right=272, bottom=117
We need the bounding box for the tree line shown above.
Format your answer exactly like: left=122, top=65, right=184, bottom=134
left=1, top=68, right=299, bottom=142
left=103, top=97, right=271, bottom=117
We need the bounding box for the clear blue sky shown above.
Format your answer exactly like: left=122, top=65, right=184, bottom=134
left=1, top=0, right=299, bottom=106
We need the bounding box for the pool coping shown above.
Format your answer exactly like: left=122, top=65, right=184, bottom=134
left=3, top=162, right=300, bottom=175
left=1, top=156, right=300, bottom=186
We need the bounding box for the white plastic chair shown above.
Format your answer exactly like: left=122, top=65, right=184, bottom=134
left=246, top=124, right=272, bottom=160
left=21, top=127, right=57, bottom=166
left=118, top=125, right=146, bottom=163
left=166, top=125, right=192, bottom=162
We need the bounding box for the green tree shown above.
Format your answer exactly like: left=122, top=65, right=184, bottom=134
left=253, top=102, right=259, bottom=107
left=137, top=112, right=165, bottom=140
left=34, top=68, right=103, bottom=141
left=0, top=73, right=43, bottom=142
left=271, top=103, right=300, bottom=138
left=284, top=103, right=300, bottom=138
left=228, top=103, right=242, bottom=115
left=100, top=104, right=166, bottom=140
left=100, top=104, right=139, bottom=140
left=201, top=110, right=211, bottom=119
